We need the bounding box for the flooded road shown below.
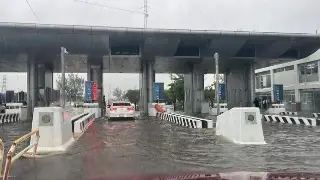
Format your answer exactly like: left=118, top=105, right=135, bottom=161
left=2, top=117, right=320, bottom=179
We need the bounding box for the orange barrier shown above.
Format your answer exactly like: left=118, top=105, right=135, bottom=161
left=2, top=129, right=40, bottom=180
left=154, top=104, right=165, bottom=113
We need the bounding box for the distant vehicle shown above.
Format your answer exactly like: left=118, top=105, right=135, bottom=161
left=106, top=101, right=135, bottom=120
left=0, top=103, right=5, bottom=113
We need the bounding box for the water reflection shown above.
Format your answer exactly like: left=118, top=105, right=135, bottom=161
left=2, top=118, right=320, bottom=180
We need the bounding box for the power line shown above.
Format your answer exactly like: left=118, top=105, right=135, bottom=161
left=74, top=0, right=145, bottom=14
left=25, top=0, right=39, bottom=22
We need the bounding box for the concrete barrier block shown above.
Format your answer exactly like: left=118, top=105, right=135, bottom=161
left=216, top=107, right=266, bottom=145
left=29, top=107, right=74, bottom=154
left=73, top=113, right=95, bottom=138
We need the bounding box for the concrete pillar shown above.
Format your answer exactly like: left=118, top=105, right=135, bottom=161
left=226, top=62, right=255, bottom=109
left=249, top=62, right=255, bottom=105
left=87, top=56, right=103, bottom=115
left=141, top=61, right=148, bottom=115
left=147, top=61, right=155, bottom=104
left=37, top=63, right=53, bottom=107
left=270, top=69, right=275, bottom=102
left=192, top=66, right=204, bottom=113
left=27, top=55, right=38, bottom=119
left=184, top=64, right=204, bottom=114
left=184, top=73, right=193, bottom=114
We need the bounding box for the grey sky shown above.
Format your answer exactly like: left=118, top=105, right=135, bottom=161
left=0, top=0, right=319, bottom=93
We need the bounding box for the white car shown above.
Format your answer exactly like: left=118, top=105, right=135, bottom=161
left=106, top=102, right=135, bottom=120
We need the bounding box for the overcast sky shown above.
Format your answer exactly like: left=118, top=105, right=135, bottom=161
left=0, top=0, right=320, bottom=94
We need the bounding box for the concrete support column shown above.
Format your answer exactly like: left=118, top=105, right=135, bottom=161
left=147, top=61, right=155, bottom=104
left=226, top=62, right=255, bottom=109
left=270, top=69, right=275, bottom=102
left=27, top=55, right=38, bottom=119
left=37, top=63, right=53, bottom=107
left=87, top=56, right=103, bottom=115
left=249, top=62, right=255, bottom=105
left=192, top=66, right=204, bottom=113
left=184, top=73, right=193, bottom=115
left=184, top=64, right=204, bottom=114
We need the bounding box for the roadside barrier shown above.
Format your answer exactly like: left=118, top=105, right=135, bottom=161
left=73, top=112, right=95, bottom=138
left=0, top=113, right=20, bottom=124
left=2, top=129, right=40, bottom=180
left=156, top=112, right=213, bottom=128
left=216, top=107, right=266, bottom=145
left=264, top=115, right=320, bottom=127
left=280, top=111, right=297, bottom=116
left=31, top=107, right=96, bottom=153
left=71, top=113, right=89, bottom=134
left=313, top=113, right=320, bottom=118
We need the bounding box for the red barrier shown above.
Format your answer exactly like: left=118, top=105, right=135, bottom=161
left=154, top=104, right=165, bottom=113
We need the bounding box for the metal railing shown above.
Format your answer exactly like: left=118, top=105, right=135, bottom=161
left=2, top=129, right=40, bottom=180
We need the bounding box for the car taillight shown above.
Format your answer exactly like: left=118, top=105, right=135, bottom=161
left=127, top=106, right=134, bottom=111
left=111, top=107, right=117, bottom=111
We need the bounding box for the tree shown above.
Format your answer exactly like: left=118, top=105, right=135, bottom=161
left=204, top=74, right=224, bottom=107
left=166, top=74, right=184, bottom=108
left=56, top=73, right=85, bottom=102
left=123, top=89, right=140, bottom=109
left=204, top=86, right=215, bottom=107
left=113, top=87, right=124, bottom=100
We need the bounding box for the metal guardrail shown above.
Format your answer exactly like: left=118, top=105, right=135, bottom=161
left=2, top=129, right=40, bottom=180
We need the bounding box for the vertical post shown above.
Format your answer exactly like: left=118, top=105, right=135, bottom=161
left=61, top=47, right=66, bottom=108
left=214, top=53, right=220, bottom=115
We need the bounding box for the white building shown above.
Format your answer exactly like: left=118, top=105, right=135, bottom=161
left=255, top=49, right=320, bottom=113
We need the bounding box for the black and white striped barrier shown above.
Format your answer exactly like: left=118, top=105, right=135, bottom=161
left=0, top=113, right=20, bottom=124
left=313, top=113, right=320, bottom=118
left=156, top=112, right=213, bottom=128
left=280, top=111, right=297, bottom=116
left=264, top=115, right=320, bottom=127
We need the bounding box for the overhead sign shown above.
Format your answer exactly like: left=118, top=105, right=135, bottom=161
left=218, top=84, right=226, bottom=100
left=153, top=82, right=165, bottom=101
left=273, top=84, right=283, bottom=101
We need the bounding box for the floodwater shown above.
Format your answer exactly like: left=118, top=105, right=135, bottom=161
left=1, top=117, right=320, bottom=180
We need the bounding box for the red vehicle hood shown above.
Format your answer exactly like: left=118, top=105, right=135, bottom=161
left=89, top=172, right=320, bottom=180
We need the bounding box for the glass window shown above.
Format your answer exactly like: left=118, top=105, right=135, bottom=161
left=299, top=61, right=319, bottom=83
left=274, top=68, right=284, bottom=73
left=284, top=65, right=294, bottom=71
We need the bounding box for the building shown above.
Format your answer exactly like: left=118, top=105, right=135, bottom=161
left=255, top=49, right=320, bottom=113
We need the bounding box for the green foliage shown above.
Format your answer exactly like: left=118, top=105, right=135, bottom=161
left=166, top=74, right=184, bottom=104
left=124, top=89, right=140, bottom=106
left=113, top=87, right=124, bottom=100
left=204, top=86, right=215, bottom=106
left=56, top=73, right=85, bottom=102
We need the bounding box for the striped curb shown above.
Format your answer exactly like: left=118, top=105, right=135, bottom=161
left=0, top=113, right=20, bottom=124
left=156, top=112, right=213, bottom=128
left=313, top=113, right=320, bottom=118
left=280, top=112, right=297, bottom=116
left=264, top=115, right=320, bottom=127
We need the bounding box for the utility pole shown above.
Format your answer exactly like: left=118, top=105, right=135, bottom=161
left=214, top=53, right=220, bottom=115
left=61, top=47, right=68, bottom=108
left=144, top=0, right=149, bottom=28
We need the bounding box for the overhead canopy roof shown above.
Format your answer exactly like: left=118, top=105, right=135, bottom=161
left=0, top=22, right=320, bottom=73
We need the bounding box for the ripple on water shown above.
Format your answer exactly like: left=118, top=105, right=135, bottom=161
left=3, top=118, right=320, bottom=180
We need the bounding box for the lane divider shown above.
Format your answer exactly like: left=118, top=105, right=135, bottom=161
left=156, top=112, right=213, bottom=128
left=280, top=111, right=297, bottom=116
left=313, top=113, right=320, bottom=118
left=264, top=115, right=320, bottom=127
left=0, top=113, right=20, bottom=124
